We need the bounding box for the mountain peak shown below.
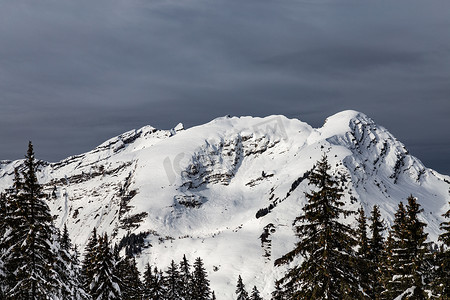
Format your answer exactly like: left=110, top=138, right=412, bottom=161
left=319, top=110, right=373, bottom=137
left=327, top=109, right=368, bottom=121
left=0, top=110, right=448, bottom=299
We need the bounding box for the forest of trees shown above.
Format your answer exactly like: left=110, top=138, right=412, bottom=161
left=273, top=155, right=450, bottom=300
left=0, top=145, right=449, bottom=299
left=0, top=143, right=215, bottom=299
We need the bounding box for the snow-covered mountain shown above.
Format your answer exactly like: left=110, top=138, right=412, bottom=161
left=0, top=110, right=449, bottom=298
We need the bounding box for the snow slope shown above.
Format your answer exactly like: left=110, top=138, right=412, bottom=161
left=0, top=110, right=449, bottom=298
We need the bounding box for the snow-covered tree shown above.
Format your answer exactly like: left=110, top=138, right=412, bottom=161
left=143, top=264, right=166, bottom=300
left=192, top=257, right=211, bottom=300
left=179, top=254, right=193, bottom=300
left=274, top=155, right=362, bottom=299
left=432, top=201, right=450, bottom=299
left=165, top=260, right=182, bottom=299
left=382, top=196, right=430, bottom=299
left=90, top=233, right=122, bottom=300
left=250, top=286, right=262, bottom=300
left=117, top=257, right=142, bottom=300
left=1, top=142, right=61, bottom=299
left=81, top=227, right=98, bottom=294
left=143, top=263, right=154, bottom=299
left=0, top=192, right=6, bottom=298
left=71, top=245, right=90, bottom=300
left=271, top=281, right=284, bottom=300
left=54, top=224, right=88, bottom=299
left=235, top=275, right=249, bottom=300
left=54, top=224, right=74, bottom=299
left=368, top=205, right=385, bottom=299
left=356, top=206, right=371, bottom=297
left=154, top=266, right=167, bottom=300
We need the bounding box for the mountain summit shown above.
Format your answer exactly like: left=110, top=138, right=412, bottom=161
left=0, top=111, right=448, bottom=298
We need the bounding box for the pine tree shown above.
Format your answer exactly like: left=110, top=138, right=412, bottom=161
left=0, top=193, right=6, bottom=240
left=180, top=254, right=193, bottom=300
left=274, top=155, right=362, bottom=299
left=356, top=206, right=371, bottom=298
left=81, top=227, right=98, bottom=294
left=3, top=142, right=60, bottom=299
left=153, top=267, right=167, bottom=300
left=54, top=225, right=77, bottom=299
left=72, top=245, right=90, bottom=300
left=90, top=233, right=122, bottom=300
left=382, top=201, right=409, bottom=299
left=380, top=230, right=395, bottom=300
left=0, top=193, right=6, bottom=298
left=165, top=260, right=182, bottom=299
left=1, top=168, right=27, bottom=297
left=51, top=226, right=89, bottom=300
left=143, top=264, right=166, bottom=300
left=127, top=258, right=143, bottom=299
left=271, top=280, right=284, bottom=300
left=192, top=257, right=211, bottom=300
left=250, top=286, right=263, bottom=300
left=368, top=205, right=385, bottom=299
left=357, top=207, right=370, bottom=257
left=211, top=291, right=216, bottom=300
left=143, top=263, right=154, bottom=299
left=382, top=197, right=430, bottom=299
left=433, top=202, right=450, bottom=299
left=117, top=257, right=142, bottom=300
left=236, top=275, right=249, bottom=300
left=405, top=196, right=431, bottom=299
left=60, top=223, right=71, bottom=251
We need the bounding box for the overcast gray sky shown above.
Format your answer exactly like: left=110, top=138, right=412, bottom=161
left=0, top=0, right=449, bottom=175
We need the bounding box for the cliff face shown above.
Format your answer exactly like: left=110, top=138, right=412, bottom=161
left=1, top=110, right=448, bottom=298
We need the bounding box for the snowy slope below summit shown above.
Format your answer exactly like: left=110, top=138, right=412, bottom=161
left=0, top=110, right=449, bottom=299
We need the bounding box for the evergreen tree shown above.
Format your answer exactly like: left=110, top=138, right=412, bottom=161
left=153, top=267, right=167, bottom=300
left=235, top=275, right=249, bottom=300
left=192, top=257, right=211, bottom=300
left=440, top=202, right=450, bottom=250
left=433, top=202, right=450, bottom=299
left=382, top=202, right=409, bottom=299
left=405, top=196, right=431, bottom=299
left=143, top=264, right=166, bottom=300
left=60, top=223, right=72, bottom=251
left=81, top=227, right=98, bottom=294
left=0, top=193, right=6, bottom=241
left=0, top=193, right=6, bottom=298
left=274, top=155, right=362, bottom=299
left=72, top=245, right=90, bottom=300
left=368, top=205, right=385, bottom=299
left=211, top=291, right=216, bottom=300
left=357, top=207, right=370, bottom=257
left=382, top=197, right=430, bottom=299
left=165, top=260, right=182, bottom=299
left=117, top=257, right=142, bottom=300
left=143, top=263, right=154, bottom=299
left=90, top=233, right=122, bottom=300
left=180, top=254, right=193, bottom=300
left=380, top=231, right=395, bottom=300
left=2, top=142, right=60, bottom=299
left=250, top=286, right=263, bottom=300
left=356, top=206, right=371, bottom=298
left=271, top=281, right=284, bottom=300
left=58, top=223, right=90, bottom=299
left=54, top=225, right=78, bottom=299
left=1, top=168, right=27, bottom=298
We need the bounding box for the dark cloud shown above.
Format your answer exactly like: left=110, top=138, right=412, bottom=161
left=0, top=0, right=449, bottom=174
